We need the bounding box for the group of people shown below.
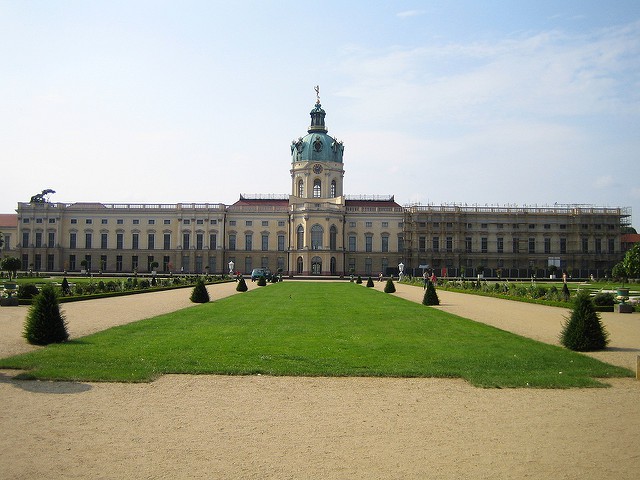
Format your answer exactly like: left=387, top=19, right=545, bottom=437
left=423, top=271, right=437, bottom=288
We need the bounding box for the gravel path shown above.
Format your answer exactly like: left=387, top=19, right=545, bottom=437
left=1, top=280, right=639, bottom=479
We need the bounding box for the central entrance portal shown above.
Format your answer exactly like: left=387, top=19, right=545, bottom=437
left=311, top=256, right=322, bottom=275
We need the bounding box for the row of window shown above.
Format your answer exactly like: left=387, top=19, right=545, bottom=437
left=417, top=236, right=616, bottom=254
left=415, top=222, right=617, bottom=230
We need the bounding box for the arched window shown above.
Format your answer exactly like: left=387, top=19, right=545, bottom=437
left=311, top=224, right=323, bottom=250
left=330, top=225, right=337, bottom=250
left=297, top=256, right=304, bottom=274
left=313, top=179, right=321, bottom=198
left=330, top=256, right=337, bottom=275
left=330, top=180, right=336, bottom=197
left=296, top=225, right=304, bottom=250
left=298, top=179, right=304, bottom=197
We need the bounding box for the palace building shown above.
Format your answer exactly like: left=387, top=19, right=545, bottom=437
left=6, top=96, right=632, bottom=279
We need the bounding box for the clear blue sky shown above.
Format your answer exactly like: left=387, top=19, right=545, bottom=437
left=2, top=1, right=639, bottom=228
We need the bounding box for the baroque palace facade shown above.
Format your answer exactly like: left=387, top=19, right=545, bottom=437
left=6, top=97, right=631, bottom=278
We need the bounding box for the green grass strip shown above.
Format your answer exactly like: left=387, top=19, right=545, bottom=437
left=0, top=282, right=632, bottom=387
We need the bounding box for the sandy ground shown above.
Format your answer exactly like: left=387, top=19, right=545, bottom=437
left=1, top=281, right=639, bottom=479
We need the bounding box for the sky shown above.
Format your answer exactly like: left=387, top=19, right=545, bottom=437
left=1, top=0, right=639, bottom=228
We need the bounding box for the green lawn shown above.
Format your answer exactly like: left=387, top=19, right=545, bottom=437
left=0, top=282, right=632, bottom=387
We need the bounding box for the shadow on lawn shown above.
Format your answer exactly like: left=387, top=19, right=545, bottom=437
left=0, top=371, right=92, bottom=394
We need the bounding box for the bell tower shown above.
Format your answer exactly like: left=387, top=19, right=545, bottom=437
left=288, top=87, right=346, bottom=276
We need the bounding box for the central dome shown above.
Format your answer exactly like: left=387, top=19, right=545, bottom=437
left=290, top=101, right=344, bottom=163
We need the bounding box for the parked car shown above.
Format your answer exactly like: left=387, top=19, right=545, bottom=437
left=250, top=267, right=273, bottom=282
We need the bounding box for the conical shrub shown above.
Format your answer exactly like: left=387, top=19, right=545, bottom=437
left=384, top=277, right=396, bottom=293
left=190, top=279, right=210, bottom=303
left=257, top=275, right=267, bottom=286
left=236, top=276, right=248, bottom=292
left=422, top=281, right=440, bottom=306
left=562, top=283, right=571, bottom=302
left=24, top=284, right=68, bottom=345
left=560, top=290, right=609, bottom=351
left=366, top=276, right=374, bottom=287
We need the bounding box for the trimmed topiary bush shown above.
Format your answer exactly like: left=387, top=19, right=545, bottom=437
left=384, top=277, right=396, bottom=293
left=17, top=283, right=40, bottom=299
left=562, top=283, right=571, bottom=302
left=257, top=275, right=267, bottom=286
left=61, top=277, right=71, bottom=295
left=236, top=276, right=248, bottom=292
left=560, top=290, right=609, bottom=351
left=190, top=279, right=210, bottom=303
left=422, top=281, right=440, bottom=306
left=593, top=292, right=615, bottom=307
left=24, top=284, right=68, bottom=345
left=356, top=275, right=362, bottom=284
left=366, top=276, right=374, bottom=287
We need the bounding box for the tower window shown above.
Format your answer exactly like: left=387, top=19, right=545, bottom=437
left=313, top=179, right=321, bottom=198
left=298, top=179, right=304, bottom=197
left=330, top=180, right=336, bottom=197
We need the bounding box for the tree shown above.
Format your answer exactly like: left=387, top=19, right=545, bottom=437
left=560, top=290, right=609, bottom=351
left=423, top=281, right=440, bottom=306
left=384, top=277, right=396, bottom=293
left=24, top=284, right=68, bottom=345
left=61, top=277, right=71, bottom=295
left=190, top=278, right=210, bottom=303
left=366, top=276, right=374, bottom=287
left=621, top=243, right=640, bottom=279
left=1, top=256, right=22, bottom=280
left=562, top=283, right=571, bottom=302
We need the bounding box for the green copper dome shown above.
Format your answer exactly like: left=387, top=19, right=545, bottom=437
left=291, top=101, right=344, bottom=163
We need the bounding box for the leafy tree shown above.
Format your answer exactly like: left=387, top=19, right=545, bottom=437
left=560, top=290, right=609, bottom=351
left=1, top=256, right=21, bottom=280
left=384, top=277, right=396, bottom=293
left=621, top=243, right=640, bottom=279
left=366, top=276, right=374, bottom=287
left=423, top=281, right=440, bottom=306
left=236, top=276, right=248, bottom=292
left=190, top=278, right=210, bottom=303
left=24, top=284, right=68, bottom=345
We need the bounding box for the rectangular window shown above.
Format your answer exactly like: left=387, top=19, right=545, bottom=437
left=262, top=221, right=269, bottom=227
left=22, top=218, right=30, bottom=224
left=608, top=238, right=615, bottom=253
left=480, top=223, right=488, bottom=229
left=47, top=254, right=54, bottom=271
left=365, top=235, right=373, bottom=253
left=132, top=255, right=138, bottom=271
left=278, top=221, right=285, bottom=227
left=349, top=222, right=356, bottom=228
left=465, top=237, right=472, bottom=253
left=69, top=233, right=76, bottom=249
left=262, top=234, right=269, bottom=251
left=246, top=221, right=252, bottom=227
left=116, top=255, right=123, bottom=272
left=229, top=234, right=236, bottom=250
left=196, top=233, right=203, bottom=250
left=528, top=237, right=535, bottom=254
left=196, top=219, right=204, bottom=225
left=117, top=233, right=124, bottom=250
left=35, top=232, right=42, bottom=248
left=69, top=254, right=76, bottom=271
left=419, top=236, right=426, bottom=252
left=48, top=218, right=56, bottom=224
left=382, top=221, right=388, bottom=228
left=544, top=238, right=551, bottom=254
left=23, top=231, right=30, bottom=247
left=278, top=234, right=285, bottom=251
left=582, top=238, right=589, bottom=253
left=228, top=220, right=235, bottom=226
left=148, top=233, right=155, bottom=250
left=100, top=254, right=107, bottom=271
left=398, top=235, right=404, bottom=253
left=544, top=224, right=551, bottom=230
left=595, top=238, right=602, bottom=254
left=148, top=219, right=155, bottom=225
left=117, top=219, right=124, bottom=225
left=101, top=233, right=108, bottom=249
left=48, top=232, right=55, bottom=247
left=446, top=237, right=452, bottom=252
left=132, top=233, right=139, bottom=250
left=164, top=219, right=171, bottom=225
left=85, top=219, right=92, bottom=225
left=481, top=237, right=488, bottom=253
left=133, top=219, right=140, bottom=225
left=70, top=218, right=77, bottom=224
left=432, top=236, right=439, bottom=252
left=381, top=236, right=389, bottom=253
left=85, top=233, right=92, bottom=249
left=210, top=219, right=217, bottom=225
left=529, top=224, right=535, bottom=229
left=245, top=234, right=252, bottom=251
left=101, top=219, right=108, bottom=225
left=209, top=233, right=217, bottom=250
left=183, top=233, right=190, bottom=250
left=560, top=238, right=567, bottom=254
left=164, top=233, right=171, bottom=250
left=348, top=235, right=356, bottom=252
left=365, top=221, right=372, bottom=228
left=497, top=237, right=504, bottom=253
left=512, top=238, right=520, bottom=253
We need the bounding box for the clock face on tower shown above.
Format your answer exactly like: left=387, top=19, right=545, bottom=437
left=313, top=163, right=323, bottom=174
